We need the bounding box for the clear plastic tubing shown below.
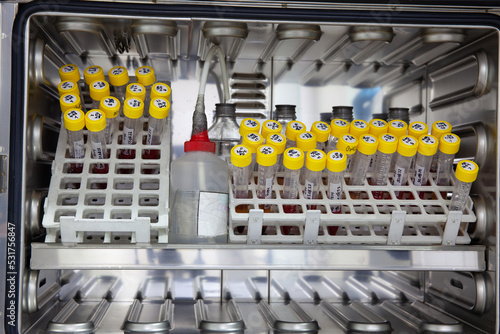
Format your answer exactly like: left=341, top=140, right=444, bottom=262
left=99, top=96, right=120, bottom=144
left=435, top=133, right=461, bottom=186
left=327, top=119, right=350, bottom=152
left=239, top=118, right=261, bottom=142
left=413, top=135, right=438, bottom=191
left=231, top=145, right=252, bottom=199
left=371, top=133, right=398, bottom=199
left=349, top=119, right=369, bottom=139
left=311, top=121, right=331, bottom=151
left=84, top=65, right=105, bottom=93
left=121, top=97, right=144, bottom=159
left=336, top=134, right=359, bottom=173
left=63, top=109, right=85, bottom=174
left=85, top=109, right=108, bottom=174
left=327, top=150, right=347, bottom=216
left=108, top=66, right=129, bottom=106
left=349, top=134, right=379, bottom=198
left=430, top=120, right=452, bottom=172
left=265, top=133, right=286, bottom=172
left=368, top=119, right=388, bottom=172
left=144, top=97, right=170, bottom=160
left=408, top=121, right=429, bottom=175
left=89, top=80, right=110, bottom=110
left=242, top=132, right=264, bottom=180
left=392, top=135, right=418, bottom=198
left=303, top=150, right=326, bottom=210
left=135, top=66, right=156, bottom=116
left=60, top=93, right=82, bottom=113
left=449, top=160, right=479, bottom=212
left=285, top=120, right=306, bottom=149
left=256, top=145, right=278, bottom=212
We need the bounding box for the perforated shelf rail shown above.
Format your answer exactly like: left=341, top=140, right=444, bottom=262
left=42, top=116, right=170, bottom=244
left=229, top=171, right=476, bottom=245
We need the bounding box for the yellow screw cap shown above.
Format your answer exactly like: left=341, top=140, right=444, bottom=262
left=256, top=145, right=278, bottom=166
left=455, top=160, right=479, bottom=183
left=60, top=93, right=81, bottom=113
left=357, top=134, right=379, bottom=155
left=330, top=119, right=350, bottom=137
left=350, top=119, right=369, bottom=138
left=417, top=135, right=439, bottom=156
left=59, top=64, right=80, bottom=82
left=377, top=133, right=398, bottom=154
left=84, top=66, right=105, bottom=85
left=85, top=109, right=106, bottom=132
left=283, top=147, right=305, bottom=170
left=242, top=132, right=264, bottom=153
left=123, top=98, right=144, bottom=119
left=108, top=66, right=129, bottom=87
left=431, top=120, right=452, bottom=139
left=285, top=121, right=306, bottom=141
left=261, top=120, right=282, bottom=139
left=311, top=121, right=331, bottom=142
left=306, top=150, right=327, bottom=172
left=337, top=134, right=358, bottom=156
left=266, top=133, right=286, bottom=154
left=99, top=96, right=120, bottom=119
left=231, top=145, right=252, bottom=168
left=63, top=109, right=85, bottom=132
left=149, top=98, right=170, bottom=119
left=126, top=83, right=146, bottom=101
left=326, top=150, right=347, bottom=172
left=296, top=132, right=317, bottom=152
left=89, top=80, right=110, bottom=101
left=408, top=121, right=428, bottom=139
left=388, top=120, right=408, bottom=138
left=58, top=80, right=79, bottom=96
left=369, top=119, right=388, bottom=137
left=397, top=135, right=418, bottom=157
left=151, top=83, right=171, bottom=100
left=135, top=66, right=156, bottom=86
left=239, top=118, right=261, bottom=137
left=439, top=133, right=461, bottom=155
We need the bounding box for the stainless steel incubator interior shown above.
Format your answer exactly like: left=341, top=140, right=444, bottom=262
left=1, top=2, right=499, bottom=333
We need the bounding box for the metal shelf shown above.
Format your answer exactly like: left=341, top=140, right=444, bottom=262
left=30, top=243, right=486, bottom=271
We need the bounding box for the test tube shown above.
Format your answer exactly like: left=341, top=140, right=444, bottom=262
left=242, top=132, right=264, bottom=179
left=326, top=150, right=347, bottom=235
left=408, top=121, right=429, bottom=175
left=63, top=109, right=85, bottom=174
left=413, top=135, right=438, bottom=189
left=371, top=133, right=398, bottom=199
left=311, top=121, right=331, bottom=151
left=256, top=145, right=278, bottom=212
left=285, top=121, right=306, bottom=149
left=336, top=134, right=359, bottom=173
left=151, top=82, right=172, bottom=101
left=349, top=119, right=369, bottom=139
left=231, top=144, right=252, bottom=200
left=261, top=120, right=282, bottom=139
left=84, top=65, right=105, bottom=92
left=304, top=149, right=327, bottom=210
left=60, top=93, right=82, bottom=113
left=121, top=97, right=144, bottom=160
left=368, top=119, right=388, bottom=172
left=435, top=133, right=461, bottom=186
left=297, top=132, right=317, bottom=184
left=144, top=97, right=170, bottom=160
left=282, top=147, right=304, bottom=215
left=327, top=119, right=350, bottom=152
left=430, top=120, right=452, bottom=172
left=58, top=80, right=79, bottom=97
left=135, top=66, right=156, bottom=116
left=449, top=160, right=479, bottom=212
left=125, top=83, right=147, bottom=106
left=239, top=118, right=261, bottom=141
left=392, top=135, right=418, bottom=198
left=349, top=135, right=379, bottom=199
left=85, top=109, right=108, bottom=174
left=266, top=133, right=286, bottom=171
left=108, top=66, right=129, bottom=105
left=99, top=96, right=120, bottom=144
left=89, top=80, right=110, bottom=110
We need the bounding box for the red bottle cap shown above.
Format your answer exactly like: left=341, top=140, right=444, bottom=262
left=184, top=130, right=216, bottom=153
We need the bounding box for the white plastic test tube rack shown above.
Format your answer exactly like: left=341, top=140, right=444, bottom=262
left=229, top=171, right=476, bottom=245
left=42, top=116, right=170, bottom=244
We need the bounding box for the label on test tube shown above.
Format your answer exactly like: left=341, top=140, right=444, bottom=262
left=146, top=127, right=154, bottom=145
left=393, top=166, right=405, bottom=186
left=91, top=141, right=105, bottom=160
left=123, top=127, right=134, bottom=145
left=329, top=182, right=342, bottom=206
left=414, top=165, right=426, bottom=186
left=73, top=139, right=85, bottom=159
left=304, top=181, right=314, bottom=200
left=265, top=177, right=273, bottom=199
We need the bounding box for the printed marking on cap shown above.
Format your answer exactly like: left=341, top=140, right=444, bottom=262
left=461, top=161, right=476, bottom=171
left=443, top=134, right=458, bottom=143
left=309, top=150, right=324, bottom=159
left=343, top=134, right=356, bottom=143
left=67, top=109, right=81, bottom=120
left=316, top=122, right=329, bottom=131
left=155, top=84, right=169, bottom=93
left=269, top=134, right=283, bottom=143
left=435, top=121, right=450, bottom=130
left=382, top=134, right=396, bottom=142
left=63, top=94, right=77, bottom=103
left=421, top=135, right=436, bottom=145
left=287, top=149, right=301, bottom=158
left=300, top=132, right=314, bottom=140
left=247, top=133, right=261, bottom=142
left=138, top=67, right=151, bottom=75
left=128, top=98, right=142, bottom=108
left=235, top=146, right=249, bottom=156
left=260, top=146, right=274, bottom=155
left=86, top=67, right=100, bottom=74
left=88, top=110, right=103, bottom=120
left=290, top=122, right=304, bottom=131
left=353, top=120, right=367, bottom=128
left=61, top=81, right=74, bottom=90
left=334, top=120, right=347, bottom=127
left=402, top=136, right=416, bottom=146
left=391, top=121, right=405, bottom=128
left=372, top=120, right=385, bottom=127
left=362, top=135, right=376, bottom=143
left=62, top=65, right=75, bottom=73
left=266, top=121, right=280, bottom=130
left=154, top=98, right=168, bottom=109
left=92, top=81, right=106, bottom=89
left=111, top=67, right=124, bottom=75
left=244, top=119, right=258, bottom=128
left=412, top=122, right=425, bottom=131
left=329, top=151, right=344, bottom=160
left=103, top=98, right=118, bottom=107
left=129, top=84, right=143, bottom=93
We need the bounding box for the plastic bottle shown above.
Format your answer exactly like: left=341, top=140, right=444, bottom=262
left=125, top=83, right=147, bottom=106
left=327, top=119, right=350, bottom=152
left=311, top=121, right=331, bottom=151
left=89, top=80, right=110, bottom=110
left=413, top=135, right=438, bottom=189
left=144, top=97, right=170, bottom=160
left=349, top=135, right=379, bottom=198
left=120, top=97, right=144, bottom=160
left=169, top=129, right=229, bottom=244
left=58, top=80, right=79, bottom=97
left=239, top=118, right=261, bottom=140
left=304, top=150, right=326, bottom=210
left=273, top=105, right=296, bottom=135
left=242, top=132, right=264, bottom=179
left=256, top=145, right=278, bottom=212
left=151, top=82, right=172, bottom=101
left=63, top=109, right=85, bottom=174
left=430, top=120, right=452, bottom=172
left=85, top=109, right=108, bottom=174
left=282, top=147, right=304, bottom=215
left=392, top=135, right=418, bottom=198
left=266, top=133, right=286, bottom=171
left=349, top=119, right=369, bottom=139
left=135, top=66, right=156, bottom=116
left=337, top=134, right=359, bottom=173
left=449, top=160, right=479, bottom=212
left=99, top=96, right=120, bottom=144
left=371, top=133, right=398, bottom=199
left=284, top=121, right=306, bottom=149
left=387, top=107, right=410, bottom=124
left=261, top=120, right=282, bottom=139
left=60, top=93, right=81, bottom=113
left=331, top=106, right=354, bottom=122
left=108, top=66, right=129, bottom=107
left=207, top=103, right=240, bottom=160
left=368, top=119, right=388, bottom=172
left=408, top=121, right=429, bottom=175
left=84, top=65, right=105, bottom=92
left=435, top=133, right=461, bottom=186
